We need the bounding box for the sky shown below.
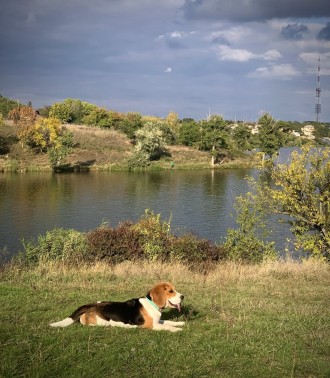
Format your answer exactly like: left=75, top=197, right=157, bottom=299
left=0, top=0, right=330, bottom=122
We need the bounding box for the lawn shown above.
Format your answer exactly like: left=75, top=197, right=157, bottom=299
left=1, top=260, right=329, bottom=377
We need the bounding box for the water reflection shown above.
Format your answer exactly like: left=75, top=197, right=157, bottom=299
left=0, top=168, right=288, bottom=256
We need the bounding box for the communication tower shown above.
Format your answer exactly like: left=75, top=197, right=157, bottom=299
left=315, top=56, right=321, bottom=123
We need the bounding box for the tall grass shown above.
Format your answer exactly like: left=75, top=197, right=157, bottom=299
left=1, top=259, right=329, bottom=377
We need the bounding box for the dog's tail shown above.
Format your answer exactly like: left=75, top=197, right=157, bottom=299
left=50, top=304, right=95, bottom=328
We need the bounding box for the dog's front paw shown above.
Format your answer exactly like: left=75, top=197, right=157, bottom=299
left=169, top=326, right=183, bottom=332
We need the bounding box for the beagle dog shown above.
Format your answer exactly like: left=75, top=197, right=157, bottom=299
left=50, top=282, right=185, bottom=332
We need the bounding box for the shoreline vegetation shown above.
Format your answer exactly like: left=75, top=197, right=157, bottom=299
left=0, top=121, right=256, bottom=173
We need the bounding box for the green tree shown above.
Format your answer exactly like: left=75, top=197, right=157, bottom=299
left=0, top=95, right=20, bottom=117
left=48, top=129, right=74, bottom=169
left=49, top=102, right=71, bottom=123
left=232, top=124, right=253, bottom=150
left=119, top=112, right=143, bottom=139
left=82, top=107, right=112, bottom=127
left=178, top=120, right=200, bottom=146
left=198, top=115, right=230, bottom=151
left=49, top=99, right=96, bottom=123
left=257, top=113, right=286, bottom=157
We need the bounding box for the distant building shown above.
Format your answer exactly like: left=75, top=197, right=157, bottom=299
left=301, top=125, right=315, bottom=140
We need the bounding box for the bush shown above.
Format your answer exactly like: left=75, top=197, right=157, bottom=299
left=85, top=222, right=143, bottom=264
left=21, top=228, right=87, bottom=265
left=133, top=210, right=172, bottom=261
left=170, top=233, right=228, bottom=273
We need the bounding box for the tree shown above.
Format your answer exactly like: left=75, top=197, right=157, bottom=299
left=49, top=99, right=97, bottom=123
left=255, top=145, right=330, bottom=259
left=165, top=111, right=180, bottom=137
left=8, top=105, right=37, bottom=147
left=128, top=122, right=168, bottom=169
left=135, top=122, right=167, bottom=160
left=178, top=120, right=200, bottom=146
left=49, top=102, right=71, bottom=123
left=232, top=124, right=253, bottom=151
left=29, top=117, right=63, bottom=152
left=48, top=129, right=74, bottom=169
left=257, top=113, right=285, bottom=157
left=82, top=107, right=112, bottom=127
left=119, top=112, right=143, bottom=139
left=0, top=95, right=20, bottom=117
left=198, top=115, right=230, bottom=151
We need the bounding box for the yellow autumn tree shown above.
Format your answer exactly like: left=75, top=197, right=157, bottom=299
left=30, top=117, right=62, bottom=152
left=165, top=111, right=180, bottom=136
left=258, top=145, right=329, bottom=259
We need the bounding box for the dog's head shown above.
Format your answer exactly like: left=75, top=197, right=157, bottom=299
left=148, top=282, right=184, bottom=311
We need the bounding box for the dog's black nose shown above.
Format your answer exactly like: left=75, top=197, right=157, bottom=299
left=180, top=295, right=184, bottom=300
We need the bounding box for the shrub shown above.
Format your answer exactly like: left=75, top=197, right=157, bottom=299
left=170, top=233, right=228, bottom=273
left=133, top=210, right=172, bottom=261
left=21, top=228, right=87, bottom=265
left=85, top=222, right=143, bottom=264
left=224, top=192, right=277, bottom=263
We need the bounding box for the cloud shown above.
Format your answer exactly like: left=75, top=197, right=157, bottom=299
left=164, top=67, right=172, bottom=73
left=318, top=22, right=330, bottom=40
left=209, top=26, right=251, bottom=45
left=248, top=64, right=300, bottom=79
left=281, top=23, right=309, bottom=40
left=156, top=30, right=196, bottom=49
left=299, top=52, right=330, bottom=75
left=182, top=0, right=330, bottom=22
left=215, top=45, right=282, bottom=62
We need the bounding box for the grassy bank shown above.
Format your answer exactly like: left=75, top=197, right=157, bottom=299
left=1, top=260, right=329, bottom=377
left=0, top=122, right=255, bottom=172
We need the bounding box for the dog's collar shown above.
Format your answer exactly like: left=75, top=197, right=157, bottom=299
left=146, top=294, right=161, bottom=311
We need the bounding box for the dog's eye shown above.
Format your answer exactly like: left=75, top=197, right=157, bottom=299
left=169, top=290, right=174, bottom=293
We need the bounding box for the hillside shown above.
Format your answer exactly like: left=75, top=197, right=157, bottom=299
left=0, top=122, right=255, bottom=172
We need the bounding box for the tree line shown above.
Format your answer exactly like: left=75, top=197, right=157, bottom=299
left=1, top=94, right=329, bottom=169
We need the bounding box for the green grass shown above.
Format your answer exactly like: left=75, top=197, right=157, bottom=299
left=1, top=260, right=329, bottom=377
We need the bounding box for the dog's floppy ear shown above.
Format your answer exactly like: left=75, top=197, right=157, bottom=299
left=148, top=283, right=167, bottom=309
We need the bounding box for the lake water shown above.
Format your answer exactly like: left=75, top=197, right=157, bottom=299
left=0, top=164, right=294, bottom=258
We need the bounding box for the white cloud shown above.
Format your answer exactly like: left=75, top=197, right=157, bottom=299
left=248, top=64, right=301, bottom=79
left=264, top=49, right=282, bottom=60
left=215, top=45, right=282, bottom=62
left=209, top=26, right=252, bottom=44
left=157, top=30, right=196, bottom=40
left=164, top=67, right=172, bottom=73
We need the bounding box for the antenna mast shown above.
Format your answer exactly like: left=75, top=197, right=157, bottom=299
left=315, top=55, right=321, bottom=123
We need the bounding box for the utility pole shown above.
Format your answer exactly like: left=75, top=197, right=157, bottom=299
left=315, top=55, right=321, bottom=123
